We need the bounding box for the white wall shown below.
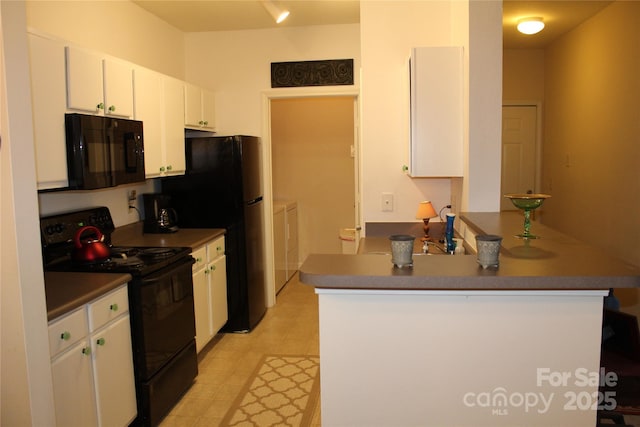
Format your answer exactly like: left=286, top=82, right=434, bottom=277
left=360, top=1, right=454, bottom=223
left=1, top=2, right=55, bottom=424
left=464, top=0, right=503, bottom=212
left=184, top=24, right=360, bottom=136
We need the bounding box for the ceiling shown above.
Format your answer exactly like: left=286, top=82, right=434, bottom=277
left=133, top=0, right=613, bottom=49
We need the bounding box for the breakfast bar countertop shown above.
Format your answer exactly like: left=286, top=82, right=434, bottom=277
left=299, top=211, right=640, bottom=290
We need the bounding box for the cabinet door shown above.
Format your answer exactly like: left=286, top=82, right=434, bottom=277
left=201, top=88, right=216, bottom=130
left=92, top=315, right=137, bottom=427
left=51, top=341, right=98, bottom=427
left=103, top=58, right=134, bottom=118
left=192, top=267, right=211, bottom=353
left=409, top=46, right=463, bottom=177
left=28, top=33, right=69, bottom=190
left=163, top=77, right=186, bottom=175
left=134, top=67, right=164, bottom=178
left=65, top=45, right=103, bottom=113
left=209, top=256, right=228, bottom=334
left=184, top=83, right=203, bottom=128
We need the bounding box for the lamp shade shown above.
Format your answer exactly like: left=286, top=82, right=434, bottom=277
left=416, top=201, right=437, bottom=219
left=517, top=17, right=545, bottom=35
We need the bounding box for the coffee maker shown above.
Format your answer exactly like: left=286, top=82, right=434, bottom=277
left=143, top=194, right=179, bottom=233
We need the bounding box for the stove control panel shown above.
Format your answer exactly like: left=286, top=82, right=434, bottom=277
left=40, top=206, right=115, bottom=247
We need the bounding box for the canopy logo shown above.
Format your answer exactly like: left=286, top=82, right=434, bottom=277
left=462, top=368, right=618, bottom=416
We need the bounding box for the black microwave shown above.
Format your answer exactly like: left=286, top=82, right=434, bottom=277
left=65, top=113, right=145, bottom=190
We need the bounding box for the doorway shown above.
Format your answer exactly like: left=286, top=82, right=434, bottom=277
left=501, top=104, right=541, bottom=210
left=270, top=96, right=357, bottom=258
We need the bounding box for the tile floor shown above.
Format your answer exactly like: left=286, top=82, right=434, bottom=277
left=159, top=275, right=320, bottom=427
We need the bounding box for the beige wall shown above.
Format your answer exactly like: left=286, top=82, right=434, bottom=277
left=184, top=24, right=360, bottom=136
left=503, top=49, right=545, bottom=101
left=271, top=97, right=355, bottom=258
left=26, top=0, right=185, bottom=79
left=542, top=0, right=639, bottom=272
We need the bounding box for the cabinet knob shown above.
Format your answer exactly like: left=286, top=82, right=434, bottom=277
left=166, top=165, right=172, bottom=171
left=108, top=105, right=116, bottom=113
left=96, top=102, right=104, bottom=111
left=210, top=265, right=216, bottom=272
left=196, top=257, right=202, bottom=262
left=96, top=337, right=106, bottom=346
left=402, top=165, right=409, bottom=172
left=160, top=166, right=166, bottom=172
left=203, top=121, right=209, bottom=126
left=82, top=347, right=92, bottom=356
left=198, top=120, right=204, bottom=125
left=217, top=246, right=222, bottom=253
left=60, top=331, right=71, bottom=341
left=109, top=303, right=119, bottom=312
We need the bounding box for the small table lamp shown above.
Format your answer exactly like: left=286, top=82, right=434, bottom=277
left=416, top=201, right=438, bottom=241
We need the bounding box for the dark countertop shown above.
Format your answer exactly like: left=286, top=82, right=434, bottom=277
left=111, top=221, right=225, bottom=249
left=299, top=211, right=640, bottom=291
left=45, top=222, right=225, bottom=321
left=45, top=272, right=132, bottom=321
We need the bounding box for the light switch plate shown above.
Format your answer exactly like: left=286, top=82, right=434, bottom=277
left=381, top=193, right=394, bottom=212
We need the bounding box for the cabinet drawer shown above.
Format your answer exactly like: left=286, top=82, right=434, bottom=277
left=49, top=307, right=88, bottom=357
left=88, top=286, right=129, bottom=332
left=207, top=236, right=225, bottom=261
left=191, top=246, right=207, bottom=272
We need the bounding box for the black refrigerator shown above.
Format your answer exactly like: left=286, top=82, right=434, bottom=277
left=161, top=135, right=266, bottom=332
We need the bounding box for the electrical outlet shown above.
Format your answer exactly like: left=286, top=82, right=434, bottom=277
left=128, top=190, right=137, bottom=211
left=381, top=193, right=394, bottom=212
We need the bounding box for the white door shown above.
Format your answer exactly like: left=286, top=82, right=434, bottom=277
left=501, top=105, right=538, bottom=211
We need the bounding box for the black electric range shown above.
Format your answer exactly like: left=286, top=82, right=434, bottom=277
left=40, top=206, right=198, bottom=427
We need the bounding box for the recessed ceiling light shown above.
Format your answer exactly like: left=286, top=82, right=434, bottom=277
left=517, top=17, right=545, bottom=35
left=262, top=0, right=290, bottom=24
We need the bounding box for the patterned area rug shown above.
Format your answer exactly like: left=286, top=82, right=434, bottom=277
left=221, top=354, right=320, bottom=427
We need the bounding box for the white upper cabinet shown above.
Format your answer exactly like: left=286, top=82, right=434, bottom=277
left=408, top=46, right=463, bottom=177
left=103, top=58, right=134, bottom=118
left=162, top=76, right=187, bottom=176
left=65, top=45, right=133, bottom=118
left=134, top=69, right=186, bottom=178
left=184, top=83, right=216, bottom=130
left=133, top=66, right=163, bottom=177
left=65, top=46, right=103, bottom=114
left=28, top=33, right=69, bottom=190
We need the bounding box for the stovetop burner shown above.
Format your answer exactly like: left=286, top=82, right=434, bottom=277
left=46, top=246, right=192, bottom=277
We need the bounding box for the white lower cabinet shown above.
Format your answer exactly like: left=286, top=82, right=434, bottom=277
left=48, top=285, right=137, bottom=427
left=191, top=235, right=228, bottom=353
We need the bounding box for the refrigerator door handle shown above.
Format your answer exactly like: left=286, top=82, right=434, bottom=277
left=246, top=196, right=263, bottom=205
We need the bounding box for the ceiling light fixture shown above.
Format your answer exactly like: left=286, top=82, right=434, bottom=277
left=517, top=17, right=545, bottom=35
left=262, top=0, right=290, bottom=24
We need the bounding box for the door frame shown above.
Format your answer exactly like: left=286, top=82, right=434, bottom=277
left=261, top=87, right=361, bottom=307
left=501, top=100, right=543, bottom=202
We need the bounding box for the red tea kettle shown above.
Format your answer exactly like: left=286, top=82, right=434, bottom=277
left=72, top=225, right=111, bottom=263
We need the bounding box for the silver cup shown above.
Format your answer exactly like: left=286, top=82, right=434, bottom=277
left=475, top=235, right=502, bottom=269
left=389, top=235, right=415, bottom=268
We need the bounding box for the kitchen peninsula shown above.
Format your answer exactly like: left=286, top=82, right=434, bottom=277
left=300, top=212, right=640, bottom=427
